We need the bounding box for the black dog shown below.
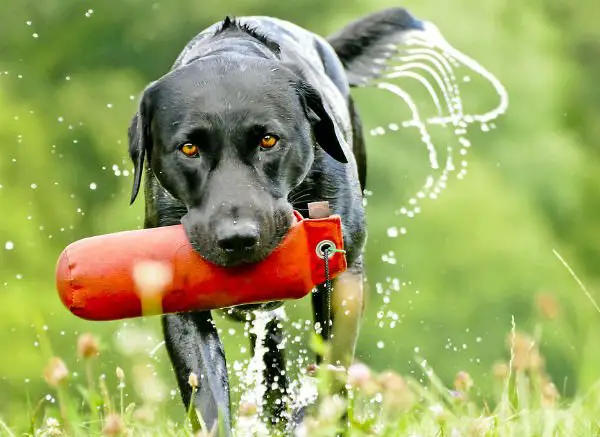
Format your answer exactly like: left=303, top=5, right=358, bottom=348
left=128, top=8, right=423, bottom=434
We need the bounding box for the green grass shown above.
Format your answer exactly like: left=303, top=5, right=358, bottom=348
left=3, top=325, right=600, bottom=437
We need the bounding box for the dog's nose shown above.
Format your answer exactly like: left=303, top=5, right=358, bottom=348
left=216, top=221, right=259, bottom=253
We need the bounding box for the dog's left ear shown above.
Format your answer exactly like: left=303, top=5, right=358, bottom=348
left=295, top=81, right=348, bottom=164
left=128, top=84, right=155, bottom=205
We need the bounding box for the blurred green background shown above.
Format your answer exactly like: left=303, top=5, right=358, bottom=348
left=1, top=0, right=600, bottom=428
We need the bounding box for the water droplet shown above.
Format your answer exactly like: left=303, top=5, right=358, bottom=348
left=89, top=182, right=97, bottom=190
left=32, top=33, right=39, bottom=38
left=5, top=241, right=14, bottom=250
left=377, top=341, right=385, bottom=349
left=30, top=183, right=37, bottom=189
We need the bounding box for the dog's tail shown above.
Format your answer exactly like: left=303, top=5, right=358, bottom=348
left=327, top=8, right=424, bottom=87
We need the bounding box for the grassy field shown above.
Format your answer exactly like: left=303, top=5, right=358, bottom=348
left=3, top=319, right=600, bottom=437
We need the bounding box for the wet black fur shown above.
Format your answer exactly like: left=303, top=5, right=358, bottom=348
left=127, top=8, right=422, bottom=435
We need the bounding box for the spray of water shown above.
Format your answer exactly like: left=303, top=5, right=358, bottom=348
left=369, top=21, right=509, bottom=231
left=232, top=311, right=272, bottom=436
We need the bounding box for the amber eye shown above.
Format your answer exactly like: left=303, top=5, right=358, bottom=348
left=179, top=143, right=199, bottom=157
left=259, top=135, right=279, bottom=149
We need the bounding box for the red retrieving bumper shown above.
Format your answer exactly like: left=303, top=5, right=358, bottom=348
left=56, top=212, right=346, bottom=321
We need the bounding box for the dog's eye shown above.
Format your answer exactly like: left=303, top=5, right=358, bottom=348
left=179, top=143, right=200, bottom=157
left=259, top=135, right=279, bottom=149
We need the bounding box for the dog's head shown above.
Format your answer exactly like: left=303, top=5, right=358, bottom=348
left=128, top=56, right=348, bottom=266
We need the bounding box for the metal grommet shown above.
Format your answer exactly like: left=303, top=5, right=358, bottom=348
left=316, top=240, right=336, bottom=259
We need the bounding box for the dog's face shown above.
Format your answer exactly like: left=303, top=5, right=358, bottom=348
left=128, top=56, right=348, bottom=266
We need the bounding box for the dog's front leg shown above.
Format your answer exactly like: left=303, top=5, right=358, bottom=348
left=163, top=311, right=231, bottom=436
left=248, top=310, right=289, bottom=429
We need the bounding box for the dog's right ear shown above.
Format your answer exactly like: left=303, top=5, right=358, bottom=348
left=128, top=84, right=155, bottom=205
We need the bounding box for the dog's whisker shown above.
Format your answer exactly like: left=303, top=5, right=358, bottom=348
left=289, top=194, right=316, bottom=205
left=288, top=187, right=313, bottom=199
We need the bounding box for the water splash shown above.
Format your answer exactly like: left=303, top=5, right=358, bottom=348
left=233, top=311, right=275, bottom=437
left=231, top=310, right=321, bottom=436
left=368, top=21, right=509, bottom=234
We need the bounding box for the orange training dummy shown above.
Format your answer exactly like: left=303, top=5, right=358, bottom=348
left=56, top=210, right=346, bottom=321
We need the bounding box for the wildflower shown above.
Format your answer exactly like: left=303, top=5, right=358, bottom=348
left=529, top=348, right=545, bottom=372
left=454, top=371, right=473, bottom=393
left=188, top=372, right=199, bottom=390
left=377, top=370, right=414, bottom=410
left=46, top=418, right=60, bottom=428
left=492, top=362, right=510, bottom=380
left=116, top=367, right=125, bottom=381
left=347, top=362, right=371, bottom=390
left=536, top=293, right=560, bottom=320
left=43, top=357, right=69, bottom=387
left=102, top=413, right=124, bottom=436
left=35, top=417, right=63, bottom=436
left=541, top=381, right=559, bottom=407
left=77, top=333, right=100, bottom=359
left=507, top=332, right=544, bottom=372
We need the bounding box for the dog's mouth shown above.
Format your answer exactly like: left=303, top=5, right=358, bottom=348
left=186, top=208, right=294, bottom=268
left=190, top=240, right=276, bottom=267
